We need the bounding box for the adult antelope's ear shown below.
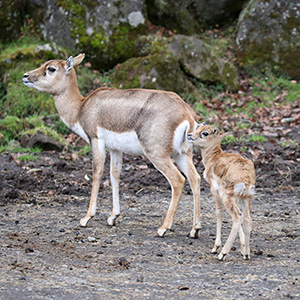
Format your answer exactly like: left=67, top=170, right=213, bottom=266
left=73, top=53, right=85, bottom=66
left=65, top=56, right=74, bottom=74
left=65, top=54, right=85, bottom=73
left=213, top=127, right=219, bottom=135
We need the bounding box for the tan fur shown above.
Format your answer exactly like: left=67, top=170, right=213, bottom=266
left=188, top=125, right=256, bottom=260
left=23, top=54, right=201, bottom=237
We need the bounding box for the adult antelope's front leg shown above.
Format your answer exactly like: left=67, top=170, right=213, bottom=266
left=107, top=150, right=123, bottom=226
left=80, top=138, right=106, bottom=227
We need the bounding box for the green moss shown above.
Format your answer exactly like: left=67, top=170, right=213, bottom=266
left=23, top=125, right=67, bottom=147
left=0, top=116, right=23, bottom=144
left=56, top=0, right=147, bottom=70
left=112, top=52, right=191, bottom=94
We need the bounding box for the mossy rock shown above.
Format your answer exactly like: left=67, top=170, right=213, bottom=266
left=111, top=52, right=196, bottom=95
left=167, top=35, right=239, bottom=91
left=235, top=0, right=300, bottom=79
left=34, top=0, right=148, bottom=70
left=146, top=0, right=248, bottom=35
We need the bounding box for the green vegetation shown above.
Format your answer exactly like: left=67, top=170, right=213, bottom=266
left=18, top=153, right=41, bottom=162
left=246, top=134, right=267, bottom=143
left=0, top=22, right=298, bottom=153
left=221, top=135, right=238, bottom=145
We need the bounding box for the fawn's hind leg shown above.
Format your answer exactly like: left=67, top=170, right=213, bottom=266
left=241, top=196, right=252, bottom=260
left=218, top=194, right=243, bottom=261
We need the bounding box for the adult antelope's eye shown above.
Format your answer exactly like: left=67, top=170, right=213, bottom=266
left=47, top=67, right=56, bottom=72
left=202, top=132, right=209, bottom=137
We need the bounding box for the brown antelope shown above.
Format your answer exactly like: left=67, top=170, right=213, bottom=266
left=187, top=125, right=255, bottom=260
left=23, top=54, right=201, bottom=237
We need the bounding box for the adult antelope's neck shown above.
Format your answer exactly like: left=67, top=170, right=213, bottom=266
left=53, top=85, right=84, bottom=126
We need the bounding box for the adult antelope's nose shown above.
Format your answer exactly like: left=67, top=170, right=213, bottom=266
left=23, top=73, right=29, bottom=79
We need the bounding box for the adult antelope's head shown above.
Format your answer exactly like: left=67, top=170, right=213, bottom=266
left=22, top=54, right=85, bottom=95
left=187, top=124, right=220, bottom=149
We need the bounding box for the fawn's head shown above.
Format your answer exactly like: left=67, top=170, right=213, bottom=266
left=22, top=54, right=85, bottom=95
left=187, top=124, right=220, bottom=149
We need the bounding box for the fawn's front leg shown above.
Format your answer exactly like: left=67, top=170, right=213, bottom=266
left=212, top=191, right=223, bottom=253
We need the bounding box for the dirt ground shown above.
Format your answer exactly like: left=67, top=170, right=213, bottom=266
left=0, top=138, right=299, bottom=299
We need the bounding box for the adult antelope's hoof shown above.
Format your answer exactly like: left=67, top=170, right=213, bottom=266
left=190, top=228, right=200, bottom=239
left=80, top=216, right=92, bottom=227
left=218, top=252, right=227, bottom=261
left=157, top=227, right=167, bottom=237
left=107, top=214, right=119, bottom=226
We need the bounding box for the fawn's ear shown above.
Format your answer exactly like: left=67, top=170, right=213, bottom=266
left=213, top=127, right=219, bottom=135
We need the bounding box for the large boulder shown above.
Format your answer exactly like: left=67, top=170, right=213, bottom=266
left=167, top=35, right=239, bottom=91
left=112, top=35, right=239, bottom=93
left=235, top=0, right=300, bottom=79
left=112, top=52, right=196, bottom=95
left=146, top=0, right=249, bottom=35
left=29, top=0, right=148, bottom=70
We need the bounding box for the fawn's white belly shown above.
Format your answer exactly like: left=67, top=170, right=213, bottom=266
left=97, top=127, right=144, bottom=155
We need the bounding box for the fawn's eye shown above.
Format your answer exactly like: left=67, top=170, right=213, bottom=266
left=202, top=132, right=209, bottom=137
left=47, top=67, right=56, bottom=73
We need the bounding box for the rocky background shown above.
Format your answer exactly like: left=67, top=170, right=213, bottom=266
left=1, top=0, right=300, bottom=91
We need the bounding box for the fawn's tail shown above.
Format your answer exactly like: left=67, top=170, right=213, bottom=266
left=234, top=183, right=255, bottom=197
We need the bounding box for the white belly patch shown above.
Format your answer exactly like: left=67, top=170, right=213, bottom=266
left=97, top=127, right=144, bottom=155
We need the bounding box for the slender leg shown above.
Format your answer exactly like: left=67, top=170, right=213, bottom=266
left=241, top=196, right=252, bottom=260
left=218, top=195, right=243, bottom=261
left=174, top=151, right=201, bottom=238
left=80, top=138, right=106, bottom=227
left=239, top=197, right=246, bottom=258
left=147, top=155, right=185, bottom=237
left=107, top=150, right=123, bottom=226
left=211, top=190, right=223, bottom=253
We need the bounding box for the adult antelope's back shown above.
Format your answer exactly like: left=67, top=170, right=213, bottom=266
left=23, top=54, right=201, bottom=237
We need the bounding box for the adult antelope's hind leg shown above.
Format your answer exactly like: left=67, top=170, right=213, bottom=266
left=149, top=156, right=185, bottom=237
left=174, top=152, right=201, bottom=238
left=80, top=138, right=106, bottom=227
left=107, top=150, right=123, bottom=226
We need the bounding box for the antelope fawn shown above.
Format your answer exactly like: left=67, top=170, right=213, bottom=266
left=188, top=125, right=255, bottom=260
left=23, top=54, right=201, bottom=237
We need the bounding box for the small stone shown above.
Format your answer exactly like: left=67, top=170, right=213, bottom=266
left=178, top=286, right=189, bottom=291
left=25, top=248, right=34, bottom=253
left=87, top=236, right=96, bottom=242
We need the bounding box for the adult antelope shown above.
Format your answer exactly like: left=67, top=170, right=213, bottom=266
left=23, top=54, right=201, bottom=237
